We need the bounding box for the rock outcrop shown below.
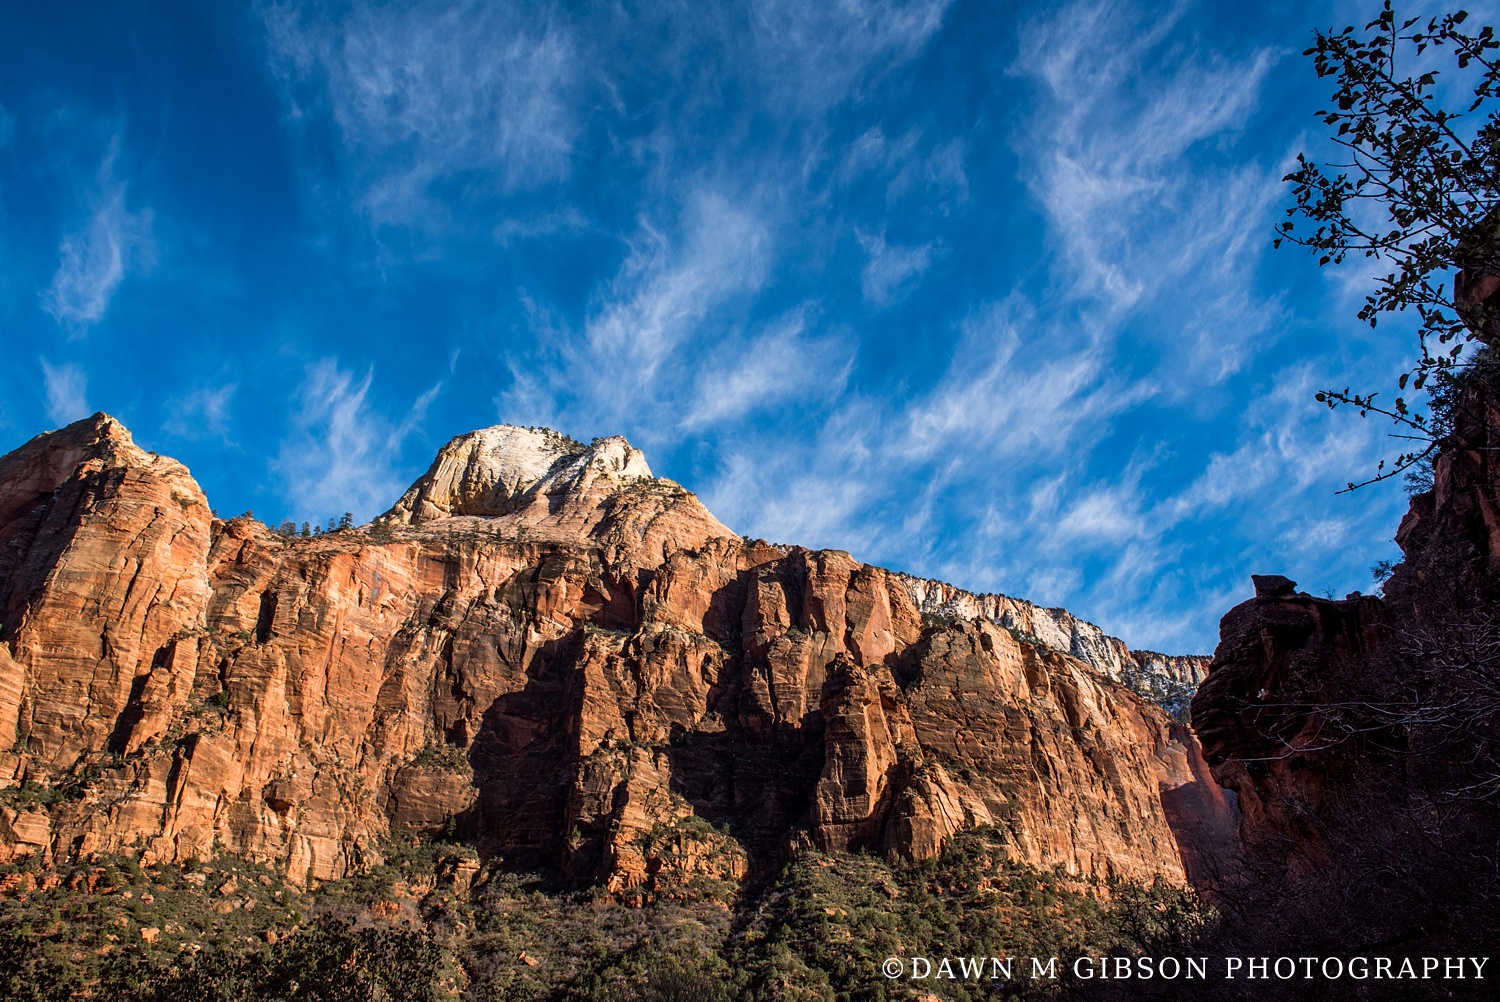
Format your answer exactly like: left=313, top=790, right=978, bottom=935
left=896, top=573, right=1210, bottom=702
left=1189, top=358, right=1500, bottom=952
left=0, top=415, right=1222, bottom=893
left=1191, top=580, right=1385, bottom=872
left=1190, top=364, right=1500, bottom=871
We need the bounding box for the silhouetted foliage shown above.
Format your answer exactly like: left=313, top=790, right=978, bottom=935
left=1279, top=2, right=1500, bottom=489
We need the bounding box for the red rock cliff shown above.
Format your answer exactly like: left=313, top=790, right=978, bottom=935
left=0, top=416, right=1218, bottom=891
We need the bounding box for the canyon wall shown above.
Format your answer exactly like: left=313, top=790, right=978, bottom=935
left=0, top=415, right=1225, bottom=892
left=897, top=574, right=1209, bottom=703
left=1189, top=363, right=1500, bottom=951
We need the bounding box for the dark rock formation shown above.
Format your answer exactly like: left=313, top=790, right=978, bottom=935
left=1191, top=362, right=1500, bottom=956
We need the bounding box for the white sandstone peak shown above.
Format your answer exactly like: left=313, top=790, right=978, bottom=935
left=580, top=435, right=653, bottom=479
left=383, top=424, right=655, bottom=523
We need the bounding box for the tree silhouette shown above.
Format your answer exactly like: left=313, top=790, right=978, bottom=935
left=1278, top=2, right=1500, bottom=489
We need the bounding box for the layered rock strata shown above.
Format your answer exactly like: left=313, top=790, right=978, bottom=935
left=0, top=416, right=1222, bottom=893
left=897, top=574, right=1210, bottom=701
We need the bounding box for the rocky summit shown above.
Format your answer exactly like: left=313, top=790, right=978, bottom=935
left=0, top=414, right=1230, bottom=895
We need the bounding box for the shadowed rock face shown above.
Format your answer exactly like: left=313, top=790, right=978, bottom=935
left=1191, top=372, right=1500, bottom=871
left=1191, top=585, right=1384, bottom=874
left=1189, top=367, right=1500, bottom=953
left=0, top=415, right=1222, bottom=892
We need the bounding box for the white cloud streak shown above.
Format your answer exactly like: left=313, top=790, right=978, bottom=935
left=582, top=193, right=770, bottom=408
left=41, top=147, right=152, bottom=328
left=273, top=360, right=442, bottom=521
left=858, top=231, right=932, bottom=305
left=1012, top=0, right=1280, bottom=386
left=697, top=0, right=1406, bottom=653
left=495, top=187, right=848, bottom=441
left=40, top=360, right=90, bottom=427
left=164, top=384, right=238, bottom=442
left=685, top=313, right=853, bottom=428
left=262, top=0, right=579, bottom=225
left=750, top=0, right=953, bottom=110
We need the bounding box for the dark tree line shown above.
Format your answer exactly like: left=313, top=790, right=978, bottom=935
left=275, top=513, right=357, bottom=539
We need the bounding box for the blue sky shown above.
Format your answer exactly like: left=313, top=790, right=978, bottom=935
left=0, top=0, right=1466, bottom=654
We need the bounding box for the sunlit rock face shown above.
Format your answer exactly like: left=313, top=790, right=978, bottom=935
left=384, top=425, right=656, bottom=524
left=897, top=574, right=1210, bottom=699
left=0, top=415, right=1226, bottom=892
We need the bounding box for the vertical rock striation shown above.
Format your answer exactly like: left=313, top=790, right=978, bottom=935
left=0, top=415, right=1222, bottom=892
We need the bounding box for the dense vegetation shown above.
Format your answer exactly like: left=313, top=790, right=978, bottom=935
left=0, top=828, right=1208, bottom=1001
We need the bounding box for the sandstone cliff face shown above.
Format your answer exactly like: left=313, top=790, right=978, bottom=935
left=0, top=416, right=212, bottom=769
left=1191, top=577, right=1386, bottom=872
left=896, top=574, right=1210, bottom=700
left=0, top=415, right=1217, bottom=892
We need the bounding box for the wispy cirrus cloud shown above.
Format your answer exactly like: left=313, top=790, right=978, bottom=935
left=702, top=300, right=1129, bottom=551
left=750, top=0, right=953, bottom=110
left=164, top=384, right=238, bottom=442
left=456, top=0, right=1328, bottom=654
left=498, top=187, right=785, bottom=435
left=695, top=0, right=1404, bottom=653
left=39, top=359, right=90, bottom=426
left=583, top=193, right=770, bottom=407
left=40, top=145, right=153, bottom=328
left=896, top=303, right=1139, bottom=463
left=272, top=359, right=441, bottom=521
left=261, top=0, right=579, bottom=226
left=858, top=231, right=933, bottom=306
left=685, top=312, right=853, bottom=428
left=1012, top=0, right=1280, bottom=383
